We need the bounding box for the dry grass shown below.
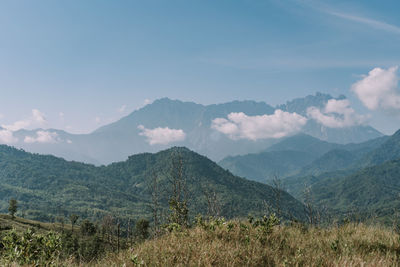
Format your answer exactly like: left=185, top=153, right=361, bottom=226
left=0, top=214, right=72, bottom=233
left=65, top=220, right=400, bottom=267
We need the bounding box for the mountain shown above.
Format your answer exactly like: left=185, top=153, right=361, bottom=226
left=280, top=129, right=400, bottom=221
left=220, top=133, right=389, bottom=184
left=0, top=145, right=306, bottom=223
left=363, top=129, right=400, bottom=166
left=219, top=150, right=315, bottom=183
left=308, top=159, right=400, bottom=220
left=265, top=134, right=340, bottom=156
left=298, top=149, right=356, bottom=177
left=5, top=93, right=383, bottom=165
left=277, top=93, right=382, bottom=144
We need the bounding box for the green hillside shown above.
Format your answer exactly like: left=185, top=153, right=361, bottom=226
left=364, top=129, right=400, bottom=166
left=0, top=146, right=305, bottom=223
left=219, top=150, right=316, bottom=183
left=309, top=159, right=400, bottom=220
left=219, top=134, right=388, bottom=184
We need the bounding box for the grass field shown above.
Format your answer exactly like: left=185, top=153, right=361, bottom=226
left=2, top=215, right=400, bottom=266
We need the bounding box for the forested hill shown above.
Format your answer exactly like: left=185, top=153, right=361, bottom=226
left=0, top=145, right=305, bottom=223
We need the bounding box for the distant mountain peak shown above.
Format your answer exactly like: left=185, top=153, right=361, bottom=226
left=277, top=92, right=346, bottom=114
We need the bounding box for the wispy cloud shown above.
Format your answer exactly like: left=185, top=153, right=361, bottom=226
left=328, top=11, right=400, bottom=35
left=298, top=0, right=400, bottom=35
left=117, top=104, right=127, bottom=113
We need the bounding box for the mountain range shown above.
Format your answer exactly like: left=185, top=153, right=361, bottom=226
left=4, top=93, right=382, bottom=165
left=0, top=145, right=305, bottom=223
left=219, top=133, right=389, bottom=183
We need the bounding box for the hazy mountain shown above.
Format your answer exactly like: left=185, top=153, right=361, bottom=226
left=6, top=93, right=383, bottom=164
left=219, top=150, right=315, bottom=183
left=277, top=93, right=383, bottom=144
left=0, top=145, right=306, bottom=222
left=220, top=133, right=389, bottom=184
left=219, top=134, right=346, bottom=182
left=265, top=134, right=341, bottom=156
left=281, top=130, right=400, bottom=220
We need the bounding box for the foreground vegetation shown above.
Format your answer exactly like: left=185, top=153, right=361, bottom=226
left=2, top=215, right=400, bottom=266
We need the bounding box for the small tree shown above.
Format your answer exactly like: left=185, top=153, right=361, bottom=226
left=69, top=214, right=79, bottom=233
left=168, top=153, right=189, bottom=227
left=8, top=198, right=17, bottom=219
left=134, top=218, right=150, bottom=241
left=271, top=175, right=283, bottom=219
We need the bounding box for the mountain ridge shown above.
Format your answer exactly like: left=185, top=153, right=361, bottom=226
left=1, top=93, right=383, bottom=164
left=0, top=145, right=306, bottom=223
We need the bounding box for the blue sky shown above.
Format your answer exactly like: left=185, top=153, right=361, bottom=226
left=0, top=0, right=399, bottom=134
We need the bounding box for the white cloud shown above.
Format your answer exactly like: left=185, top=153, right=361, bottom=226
left=307, top=99, right=367, bottom=128
left=1, top=109, right=47, bottom=131
left=211, top=110, right=307, bottom=140
left=32, top=109, right=46, bottom=124
left=117, top=105, right=127, bottom=113
left=138, top=125, right=186, bottom=145
left=0, top=113, right=4, bottom=119
left=0, top=129, right=18, bottom=144
left=95, top=117, right=101, bottom=124
left=24, top=130, right=60, bottom=144
left=351, top=66, right=400, bottom=111
left=66, top=139, right=73, bottom=144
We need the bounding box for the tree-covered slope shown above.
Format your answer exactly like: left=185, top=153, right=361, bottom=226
left=363, top=129, right=400, bottom=166
left=219, top=134, right=388, bottom=184
left=0, top=146, right=305, bottom=223
left=309, top=159, right=400, bottom=219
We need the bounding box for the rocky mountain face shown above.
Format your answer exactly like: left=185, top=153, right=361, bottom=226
left=5, top=93, right=383, bottom=164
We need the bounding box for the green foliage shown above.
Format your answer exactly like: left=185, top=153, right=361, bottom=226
left=0, top=228, right=61, bottom=265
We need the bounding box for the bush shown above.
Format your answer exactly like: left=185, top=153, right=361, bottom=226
left=80, top=219, right=97, bottom=236
left=0, top=228, right=61, bottom=265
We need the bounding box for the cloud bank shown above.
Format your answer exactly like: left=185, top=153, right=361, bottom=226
left=352, top=66, right=400, bottom=112
left=211, top=110, right=307, bottom=140
left=0, top=129, right=18, bottom=144
left=0, top=109, right=48, bottom=144
left=138, top=125, right=186, bottom=145
left=1, top=109, right=47, bottom=131
left=24, top=131, right=60, bottom=144
left=307, top=99, right=367, bottom=128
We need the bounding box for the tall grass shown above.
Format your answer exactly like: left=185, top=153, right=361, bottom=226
left=68, top=219, right=400, bottom=266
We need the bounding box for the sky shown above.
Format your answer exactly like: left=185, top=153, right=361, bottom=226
left=0, top=0, right=399, bottom=134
